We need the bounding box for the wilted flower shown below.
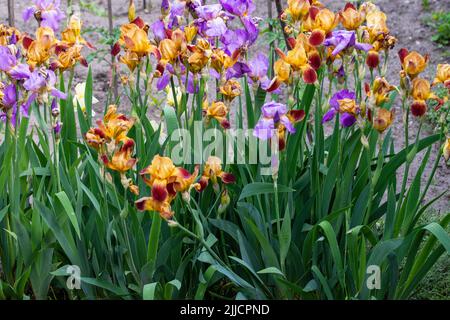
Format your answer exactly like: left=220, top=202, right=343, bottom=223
left=366, top=77, right=396, bottom=107
left=23, top=0, right=65, bottom=31
left=220, top=79, right=241, bottom=101
left=61, top=15, right=87, bottom=46
left=0, top=24, right=21, bottom=46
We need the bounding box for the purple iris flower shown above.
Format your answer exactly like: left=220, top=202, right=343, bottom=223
left=167, top=1, right=186, bottom=29
left=0, top=46, right=31, bottom=80
left=161, top=0, right=169, bottom=12
left=23, top=0, right=65, bottom=31
left=226, top=62, right=251, bottom=80
left=0, top=46, right=18, bottom=72
left=21, top=69, right=66, bottom=117
left=195, top=4, right=227, bottom=37
left=248, top=53, right=271, bottom=89
left=253, top=102, right=294, bottom=140
left=156, top=64, right=198, bottom=94
left=151, top=20, right=166, bottom=43
left=0, top=104, right=18, bottom=126
left=324, top=30, right=372, bottom=56
left=220, top=0, right=255, bottom=16
left=220, top=17, right=258, bottom=54
left=2, top=84, right=17, bottom=108
left=322, top=89, right=357, bottom=127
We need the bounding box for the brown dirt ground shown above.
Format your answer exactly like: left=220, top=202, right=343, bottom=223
left=0, top=0, right=448, bottom=213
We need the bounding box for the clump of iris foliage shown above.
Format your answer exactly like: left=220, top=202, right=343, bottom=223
left=0, top=0, right=449, bottom=300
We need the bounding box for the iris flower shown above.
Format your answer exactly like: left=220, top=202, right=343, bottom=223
left=73, top=82, right=98, bottom=116
left=253, top=102, right=295, bottom=140
left=23, top=0, right=65, bottom=31
left=324, top=30, right=372, bottom=56
left=0, top=46, right=31, bottom=80
left=219, top=0, right=255, bottom=17
left=195, top=4, right=227, bottom=38
left=248, top=53, right=271, bottom=90
left=322, top=89, right=358, bottom=127
left=22, top=69, right=67, bottom=116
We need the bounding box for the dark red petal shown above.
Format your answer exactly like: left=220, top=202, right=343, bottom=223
left=366, top=51, right=380, bottom=69
left=198, top=176, right=209, bottom=191
left=22, top=36, right=33, bottom=50
left=111, top=42, right=121, bottom=56
left=309, top=30, right=325, bottom=46
left=267, top=78, right=281, bottom=92
left=221, top=173, right=236, bottom=184
left=152, top=184, right=168, bottom=202
left=132, top=17, right=145, bottom=29
left=122, top=139, right=135, bottom=151
left=302, top=67, right=317, bottom=84
left=289, top=110, right=306, bottom=122
left=287, top=37, right=297, bottom=50
left=79, top=57, right=88, bottom=67
left=308, top=52, right=322, bottom=70
left=411, top=101, right=427, bottom=117
left=166, top=182, right=177, bottom=197
left=101, top=154, right=109, bottom=165
left=344, top=3, right=356, bottom=10
left=135, top=198, right=147, bottom=211
left=278, top=137, right=286, bottom=151
left=94, top=128, right=106, bottom=138
left=364, top=82, right=371, bottom=95
left=221, top=119, right=231, bottom=129
left=309, top=6, right=320, bottom=20
left=398, top=48, right=408, bottom=64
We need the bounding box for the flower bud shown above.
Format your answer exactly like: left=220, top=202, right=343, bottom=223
left=366, top=50, right=379, bottom=69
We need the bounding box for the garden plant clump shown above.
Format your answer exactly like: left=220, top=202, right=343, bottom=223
left=0, top=0, right=449, bottom=300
